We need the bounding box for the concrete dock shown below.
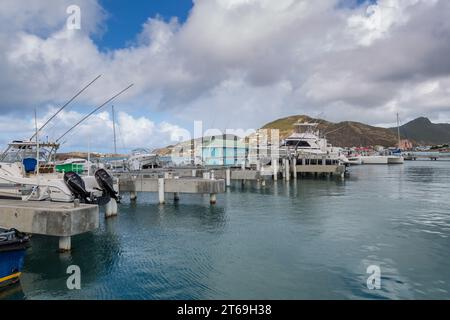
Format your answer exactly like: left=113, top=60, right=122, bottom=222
left=119, top=176, right=225, bottom=203
left=0, top=199, right=98, bottom=251
left=404, top=152, right=450, bottom=161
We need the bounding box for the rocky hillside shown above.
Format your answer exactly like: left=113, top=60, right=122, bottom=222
left=389, top=117, right=450, bottom=145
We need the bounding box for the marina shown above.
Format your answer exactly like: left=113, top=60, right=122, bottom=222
left=2, top=161, right=449, bottom=300
left=1, top=0, right=450, bottom=305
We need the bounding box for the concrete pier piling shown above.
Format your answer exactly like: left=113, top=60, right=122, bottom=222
left=285, top=159, right=290, bottom=181
left=105, top=198, right=118, bottom=218
left=210, top=193, right=217, bottom=204
left=59, top=236, right=71, bottom=252
left=292, top=159, right=298, bottom=179
left=226, top=168, right=231, bottom=187
left=174, top=192, right=180, bottom=202
left=273, top=159, right=278, bottom=181
left=158, top=178, right=165, bottom=204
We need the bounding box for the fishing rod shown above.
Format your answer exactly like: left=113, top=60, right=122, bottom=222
left=56, top=83, right=134, bottom=143
left=30, top=74, right=102, bottom=141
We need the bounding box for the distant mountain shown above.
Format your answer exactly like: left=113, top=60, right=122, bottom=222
left=389, top=117, right=450, bottom=145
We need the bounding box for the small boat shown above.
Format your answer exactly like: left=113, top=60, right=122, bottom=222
left=360, top=155, right=389, bottom=164
left=128, top=149, right=161, bottom=171
left=0, top=228, right=30, bottom=289
left=345, top=156, right=363, bottom=165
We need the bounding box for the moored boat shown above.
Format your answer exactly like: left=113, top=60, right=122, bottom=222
left=0, top=228, right=30, bottom=289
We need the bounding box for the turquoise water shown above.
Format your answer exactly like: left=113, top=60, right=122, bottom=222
left=2, top=161, right=450, bottom=300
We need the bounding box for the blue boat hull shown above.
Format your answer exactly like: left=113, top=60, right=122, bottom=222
left=0, top=250, right=26, bottom=287
left=0, top=229, right=30, bottom=288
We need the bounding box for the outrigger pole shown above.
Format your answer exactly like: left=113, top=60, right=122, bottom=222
left=56, top=84, right=134, bottom=143
left=29, top=74, right=102, bottom=141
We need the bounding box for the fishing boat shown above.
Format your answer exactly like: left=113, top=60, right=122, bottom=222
left=128, top=149, right=161, bottom=171
left=281, top=121, right=348, bottom=163
left=0, top=140, right=75, bottom=202
left=0, top=141, right=117, bottom=204
left=0, top=228, right=30, bottom=289
left=0, top=76, right=131, bottom=204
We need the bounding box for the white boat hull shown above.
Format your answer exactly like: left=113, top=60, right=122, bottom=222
left=360, top=156, right=389, bottom=164
left=387, top=156, right=404, bottom=164
left=0, top=162, right=74, bottom=202
left=345, top=157, right=363, bottom=165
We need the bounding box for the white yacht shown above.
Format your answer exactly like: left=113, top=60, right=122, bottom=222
left=0, top=141, right=75, bottom=201
left=281, top=122, right=348, bottom=163
left=0, top=140, right=117, bottom=203
left=127, top=148, right=161, bottom=171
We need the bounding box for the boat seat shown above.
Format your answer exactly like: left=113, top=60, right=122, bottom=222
left=22, top=158, right=37, bottom=173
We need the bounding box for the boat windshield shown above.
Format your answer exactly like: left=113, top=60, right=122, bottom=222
left=0, top=141, right=59, bottom=163
left=284, top=140, right=311, bottom=147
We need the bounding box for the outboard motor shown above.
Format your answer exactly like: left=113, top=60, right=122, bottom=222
left=94, top=169, right=118, bottom=200
left=64, top=172, right=91, bottom=203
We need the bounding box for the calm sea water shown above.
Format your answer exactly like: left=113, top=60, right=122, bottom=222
left=2, top=161, right=450, bottom=300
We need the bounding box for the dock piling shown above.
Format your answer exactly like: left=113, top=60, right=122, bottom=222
left=105, top=198, right=118, bottom=218
left=292, top=159, right=297, bottom=179
left=210, top=193, right=217, bottom=205
left=273, top=158, right=278, bottom=181
left=285, top=158, right=290, bottom=181
left=59, top=236, right=71, bottom=252
left=226, top=168, right=231, bottom=187
left=158, top=178, right=165, bottom=204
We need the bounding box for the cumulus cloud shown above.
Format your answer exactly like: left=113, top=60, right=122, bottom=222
left=1, top=0, right=450, bottom=151
left=0, top=107, right=188, bottom=153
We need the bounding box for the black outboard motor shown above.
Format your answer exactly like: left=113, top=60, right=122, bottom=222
left=94, top=169, right=118, bottom=200
left=64, top=172, right=91, bottom=203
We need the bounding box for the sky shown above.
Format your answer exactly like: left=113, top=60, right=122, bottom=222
left=0, top=0, right=450, bottom=153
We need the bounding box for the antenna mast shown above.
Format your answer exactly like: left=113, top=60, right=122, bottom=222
left=30, top=74, right=102, bottom=141
left=34, top=108, right=39, bottom=177
left=56, top=84, right=134, bottom=143
left=397, top=113, right=401, bottom=149
left=112, top=105, right=117, bottom=154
